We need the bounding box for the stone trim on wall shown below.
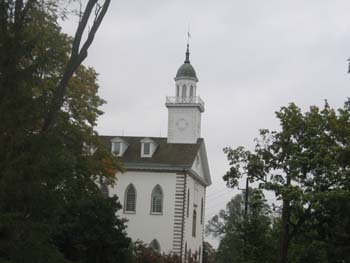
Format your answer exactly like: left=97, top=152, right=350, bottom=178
left=199, top=187, right=206, bottom=263
left=172, top=173, right=187, bottom=256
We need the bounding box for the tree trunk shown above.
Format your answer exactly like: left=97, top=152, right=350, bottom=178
left=278, top=198, right=290, bottom=263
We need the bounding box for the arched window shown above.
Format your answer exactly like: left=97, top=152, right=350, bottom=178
left=192, top=210, right=197, bottom=237
left=182, top=85, right=187, bottom=98
left=124, top=184, right=136, bottom=213
left=150, top=239, right=160, bottom=253
left=151, top=185, right=163, bottom=214
left=187, top=188, right=190, bottom=217
left=190, top=85, right=194, bottom=97
left=200, top=198, right=204, bottom=224
left=176, top=85, right=180, bottom=97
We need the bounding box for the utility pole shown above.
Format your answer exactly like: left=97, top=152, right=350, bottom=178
left=244, top=176, right=249, bottom=216
left=238, top=176, right=249, bottom=216
left=238, top=176, right=250, bottom=262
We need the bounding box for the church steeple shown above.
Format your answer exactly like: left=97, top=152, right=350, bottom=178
left=166, top=44, right=205, bottom=144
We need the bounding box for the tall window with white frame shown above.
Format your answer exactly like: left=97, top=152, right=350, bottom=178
left=151, top=185, right=163, bottom=214
left=192, top=210, right=197, bottom=237
left=150, top=239, right=161, bottom=253
left=124, top=184, right=136, bottom=213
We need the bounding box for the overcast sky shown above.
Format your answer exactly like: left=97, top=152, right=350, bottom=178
left=62, top=0, right=350, bottom=245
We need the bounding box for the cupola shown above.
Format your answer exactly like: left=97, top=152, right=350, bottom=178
left=175, top=44, right=198, bottom=82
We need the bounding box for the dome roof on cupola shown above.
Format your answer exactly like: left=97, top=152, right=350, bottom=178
left=175, top=44, right=198, bottom=82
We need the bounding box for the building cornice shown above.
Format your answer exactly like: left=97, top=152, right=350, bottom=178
left=124, top=163, right=209, bottom=187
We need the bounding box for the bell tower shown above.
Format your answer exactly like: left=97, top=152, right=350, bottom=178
left=166, top=44, right=205, bottom=144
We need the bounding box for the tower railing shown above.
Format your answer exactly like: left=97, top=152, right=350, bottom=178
left=166, top=96, right=205, bottom=108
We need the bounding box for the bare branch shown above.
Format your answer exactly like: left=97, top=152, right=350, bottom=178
left=71, top=0, right=97, bottom=57
left=42, top=0, right=111, bottom=132
left=79, top=0, right=110, bottom=58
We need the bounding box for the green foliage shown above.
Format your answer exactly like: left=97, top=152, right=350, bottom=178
left=0, top=1, right=128, bottom=262
left=53, top=195, right=131, bottom=263
left=207, top=190, right=276, bottom=263
left=128, top=241, right=182, bottom=263
left=202, top=242, right=216, bottom=263
left=223, top=100, right=350, bottom=262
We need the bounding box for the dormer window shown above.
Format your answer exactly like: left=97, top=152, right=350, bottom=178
left=110, top=137, right=129, bottom=157
left=141, top=138, right=158, bottom=158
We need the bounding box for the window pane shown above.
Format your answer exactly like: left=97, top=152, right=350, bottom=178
left=143, top=142, right=150, bottom=155
left=200, top=198, right=204, bottom=224
left=125, top=185, right=136, bottom=212
left=192, top=210, right=197, bottom=237
left=150, top=239, right=160, bottom=253
left=113, top=142, right=121, bottom=155
left=151, top=185, right=163, bottom=213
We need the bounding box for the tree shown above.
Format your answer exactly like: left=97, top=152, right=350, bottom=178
left=0, top=1, right=130, bottom=262
left=202, top=242, right=216, bottom=263
left=223, top=101, right=350, bottom=263
left=206, top=190, right=276, bottom=263
left=128, top=241, right=182, bottom=263
left=53, top=195, right=131, bottom=263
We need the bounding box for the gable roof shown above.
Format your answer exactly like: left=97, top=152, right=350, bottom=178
left=100, top=136, right=210, bottom=186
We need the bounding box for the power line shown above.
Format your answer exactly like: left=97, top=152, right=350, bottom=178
left=206, top=191, right=234, bottom=207
left=206, top=188, right=233, bottom=200
left=206, top=185, right=232, bottom=198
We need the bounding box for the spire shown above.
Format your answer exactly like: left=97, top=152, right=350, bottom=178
left=184, top=44, right=190, bottom=64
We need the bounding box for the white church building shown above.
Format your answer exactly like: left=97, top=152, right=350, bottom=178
left=101, top=45, right=211, bottom=263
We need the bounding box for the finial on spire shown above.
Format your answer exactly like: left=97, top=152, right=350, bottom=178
left=185, top=43, right=190, bottom=63
left=187, top=26, right=191, bottom=45
left=185, top=26, right=191, bottom=64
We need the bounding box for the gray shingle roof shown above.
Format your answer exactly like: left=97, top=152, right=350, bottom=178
left=100, top=136, right=203, bottom=168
